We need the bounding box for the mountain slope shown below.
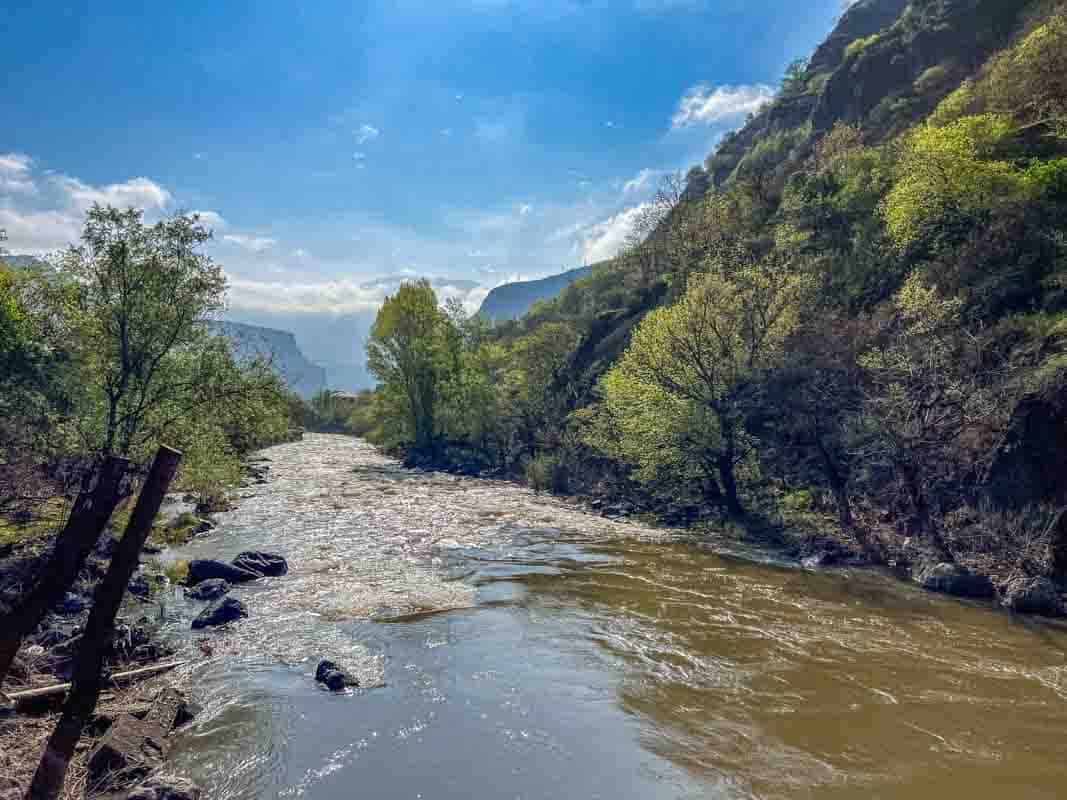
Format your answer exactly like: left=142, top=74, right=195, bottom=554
left=209, top=320, right=326, bottom=399
left=479, top=267, right=592, bottom=321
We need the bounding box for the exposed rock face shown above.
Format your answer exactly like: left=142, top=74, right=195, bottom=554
left=88, top=689, right=184, bottom=790
left=315, top=659, right=359, bottom=691
left=915, top=562, right=995, bottom=599
left=208, top=320, right=326, bottom=399
left=183, top=578, right=230, bottom=601
left=985, top=397, right=1067, bottom=510
left=807, top=0, right=910, bottom=75
left=191, top=597, right=248, bottom=629
left=186, top=559, right=260, bottom=585
left=1000, top=576, right=1065, bottom=617
left=478, top=267, right=592, bottom=322
left=127, top=775, right=202, bottom=800
left=232, top=551, right=288, bottom=577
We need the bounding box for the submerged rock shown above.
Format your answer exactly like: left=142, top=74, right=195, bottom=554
left=183, top=578, right=229, bottom=601
left=56, top=591, right=90, bottom=615
left=915, top=562, right=995, bottom=599
left=232, top=551, right=288, bottom=577
left=186, top=559, right=260, bottom=585
left=1000, top=575, right=1066, bottom=617
left=191, top=597, right=247, bottom=629
left=315, top=659, right=359, bottom=691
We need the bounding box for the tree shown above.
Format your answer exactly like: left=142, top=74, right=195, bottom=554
left=588, top=257, right=815, bottom=516
left=366, top=279, right=450, bottom=454
left=57, top=206, right=233, bottom=456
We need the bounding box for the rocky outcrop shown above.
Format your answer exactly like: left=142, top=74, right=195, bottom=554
left=915, top=561, right=995, bottom=599
left=88, top=689, right=185, bottom=791
left=232, top=551, right=288, bottom=577
left=191, top=597, right=248, bottom=629
left=186, top=559, right=260, bottom=585
left=999, top=575, right=1065, bottom=617
left=183, top=578, right=229, bottom=602
left=207, top=320, right=326, bottom=399
left=985, top=397, right=1067, bottom=510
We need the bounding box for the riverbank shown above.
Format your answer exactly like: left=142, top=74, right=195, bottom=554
left=395, top=444, right=1067, bottom=619
left=0, top=454, right=277, bottom=799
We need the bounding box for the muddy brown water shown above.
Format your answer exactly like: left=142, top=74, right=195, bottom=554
left=160, top=433, right=1067, bottom=799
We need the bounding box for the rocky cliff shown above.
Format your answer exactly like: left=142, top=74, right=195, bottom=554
left=209, top=321, right=326, bottom=399
left=479, top=267, right=592, bottom=322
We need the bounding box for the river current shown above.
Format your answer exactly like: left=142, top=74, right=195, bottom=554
left=159, top=433, right=1067, bottom=799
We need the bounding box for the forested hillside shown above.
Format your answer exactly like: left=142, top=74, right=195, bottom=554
left=342, top=0, right=1067, bottom=600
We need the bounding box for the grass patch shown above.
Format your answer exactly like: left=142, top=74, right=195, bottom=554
left=154, top=558, right=190, bottom=586
left=0, top=497, right=71, bottom=548
left=148, top=512, right=207, bottom=548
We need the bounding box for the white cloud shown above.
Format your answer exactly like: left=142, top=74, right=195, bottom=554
left=222, top=234, right=277, bottom=253
left=576, top=203, right=650, bottom=264
left=0, top=153, right=36, bottom=194
left=519, top=203, right=533, bottom=216
left=356, top=124, right=380, bottom=144
left=671, top=83, right=775, bottom=128
left=53, top=175, right=173, bottom=212
left=189, top=209, right=227, bottom=230
left=622, top=168, right=660, bottom=195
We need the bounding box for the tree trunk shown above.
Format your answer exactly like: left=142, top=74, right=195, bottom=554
left=0, top=457, right=130, bottom=688
left=718, top=456, right=745, bottom=518
left=27, top=446, right=181, bottom=800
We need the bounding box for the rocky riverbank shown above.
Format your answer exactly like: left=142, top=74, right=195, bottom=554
left=0, top=453, right=286, bottom=799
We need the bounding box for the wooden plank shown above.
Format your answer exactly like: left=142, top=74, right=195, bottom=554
left=7, top=660, right=189, bottom=703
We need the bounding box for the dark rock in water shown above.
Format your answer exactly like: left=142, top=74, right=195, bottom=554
left=174, top=698, right=202, bottom=729
left=186, top=559, right=260, bottom=585
left=191, top=597, right=247, bottom=629
left=191, top=518, right=214, bottom=534
left=315, top=659, right=358, bottom=691
left=128, top=573, right=151, bottom=599
left=56, top=591, right=89, bottom=615
left=915, top=562, right=995, bottom=599
left=126, top=776, right=202, bottom=800
left=232, top=551, right=288, bottom=577
left=1000, top=575, right=1065, bottom=617
left=184, top=578, right=229, bottom=601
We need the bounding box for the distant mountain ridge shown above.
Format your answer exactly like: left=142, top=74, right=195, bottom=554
left=208, top=320, right=326, bottom=399
left=478, top=267, right=592, bottom=322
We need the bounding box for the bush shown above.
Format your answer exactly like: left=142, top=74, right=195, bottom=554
left=525, top=454, right=566, bottom=493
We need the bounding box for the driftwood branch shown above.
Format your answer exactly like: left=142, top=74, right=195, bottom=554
left=7, top=660, right=189, bottom=704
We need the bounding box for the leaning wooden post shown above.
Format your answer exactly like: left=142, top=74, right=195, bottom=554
left=0, top=456, right=130, bottom=688
left=27, top=446, right=182, bottom=800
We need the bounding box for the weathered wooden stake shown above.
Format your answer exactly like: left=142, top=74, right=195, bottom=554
left=27, top=446, right=182, bottom=800
left=0, top=456, right=130, bottom=687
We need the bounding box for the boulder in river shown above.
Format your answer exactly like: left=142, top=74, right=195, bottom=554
left=183, top=578, right=229, bottom=602
left=126, top=775, right=202, bottom=800
left=915, top=562, right=995, bottom=599
left=186, top=559, right=260, bottom=585
left=191, top=597, right=248, bottom=629
left=315, top=659, right=359, bottom=691
left=1000, top=575, right=1065, bottom=617
left=232, top=551, right=288, bottom=577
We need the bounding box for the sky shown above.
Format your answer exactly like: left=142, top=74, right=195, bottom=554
left=1, top=0, right=849, bottom=375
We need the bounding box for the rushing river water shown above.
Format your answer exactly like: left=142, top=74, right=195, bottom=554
left=160, top=433, right=1067, bottom=799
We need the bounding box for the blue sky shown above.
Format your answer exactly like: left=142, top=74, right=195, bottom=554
left=2, top=0, right=846, bottom=328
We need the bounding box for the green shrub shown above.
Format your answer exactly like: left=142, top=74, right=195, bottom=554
left=525, top=454, right=566, bottom=493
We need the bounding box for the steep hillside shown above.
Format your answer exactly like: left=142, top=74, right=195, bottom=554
left=209, top=320, right=326, bottom=399
left=479, top=267, right=592, bottom=321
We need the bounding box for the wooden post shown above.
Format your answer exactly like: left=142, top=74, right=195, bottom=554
left=27, top=446, right=182, bottom=800
left=0, top=456, right=130, bottom=687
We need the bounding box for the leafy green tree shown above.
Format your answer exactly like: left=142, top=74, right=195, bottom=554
left=588, top=260, right=814, bottom=516
left=367, top=279, right=450, bottom=454
left=57, top=206, right=237, bottom=456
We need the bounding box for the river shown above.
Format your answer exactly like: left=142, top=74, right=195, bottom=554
left=159, top=433, right=1067, bottom=799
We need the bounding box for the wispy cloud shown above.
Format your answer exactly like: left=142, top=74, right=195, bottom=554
left=0, top=153, right=36, bottom=194
left=356, top=124, right=380, bottom=144
left=622, top=167, right=660, bottom=195
left=189, top=209, right=227, bottom=230
left=222, top=234, right=277, bottom=253
left=671, top=83, right=774, bottom=128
